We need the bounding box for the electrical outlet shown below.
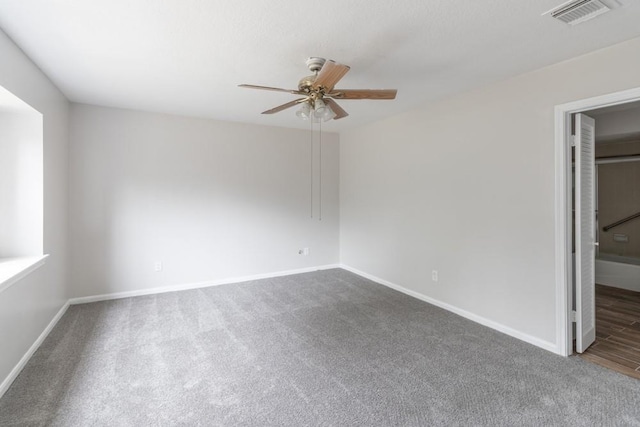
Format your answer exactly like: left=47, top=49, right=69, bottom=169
left=431, top=270, right=438, bottom=282
left=154, top=261, right=163, bottom=272
left=298, top=248, right=310, bottom=256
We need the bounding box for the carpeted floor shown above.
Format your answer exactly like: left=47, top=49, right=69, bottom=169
left=1, top=269, right=640, bottom=426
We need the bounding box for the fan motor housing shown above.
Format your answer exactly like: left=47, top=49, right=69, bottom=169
left=298, top=75, right=317, bottom=93
left=298, top=57, right=327, bottom=93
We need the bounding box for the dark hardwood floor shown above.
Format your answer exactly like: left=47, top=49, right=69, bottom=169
left=580, top=284, right=640, bottom=380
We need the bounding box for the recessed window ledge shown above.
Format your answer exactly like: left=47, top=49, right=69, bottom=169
left=0, top=255, right=49, bottom=294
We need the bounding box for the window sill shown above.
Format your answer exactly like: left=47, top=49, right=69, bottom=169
left=0, top=255, right=49, bottom=294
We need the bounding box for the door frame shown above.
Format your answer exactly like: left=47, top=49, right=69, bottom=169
left=555, top=86, right=640, bottom=357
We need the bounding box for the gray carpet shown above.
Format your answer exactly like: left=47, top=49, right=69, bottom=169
left=1, top=269, right=640, bottom=426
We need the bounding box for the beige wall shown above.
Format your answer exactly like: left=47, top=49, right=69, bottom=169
left=340, top=36, right=640, bottom=353
left=69, top=104, right=340, bottom=298
left=597, top=140, right=640, bottom=259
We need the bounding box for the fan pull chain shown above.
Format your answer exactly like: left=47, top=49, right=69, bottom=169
left=310, top=117, right=313, bottom=218
left=319, top=119, right=322, bottom=221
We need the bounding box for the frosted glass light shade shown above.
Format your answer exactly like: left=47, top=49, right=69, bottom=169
left=296, top=102, right=311, bottom=120
left=313, top=99, right=327, bottom=119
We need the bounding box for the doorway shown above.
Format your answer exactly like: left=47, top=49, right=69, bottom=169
left=575, top=103, right=640, bottom=377
left=555, top=86, right=640, bottom=359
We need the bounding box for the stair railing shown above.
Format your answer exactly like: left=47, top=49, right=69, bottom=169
left=602, top=211, right=640, bottom=232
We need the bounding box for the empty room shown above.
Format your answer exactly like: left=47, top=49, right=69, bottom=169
left=2, top=0, right=640, bottom=425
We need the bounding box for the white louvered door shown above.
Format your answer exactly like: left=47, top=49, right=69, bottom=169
left=575, top=113, right=596, bottom=353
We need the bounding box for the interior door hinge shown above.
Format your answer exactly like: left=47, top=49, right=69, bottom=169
left=571, top=135, right=576, bottom=147
left=571, top=310, right=577, bottom=322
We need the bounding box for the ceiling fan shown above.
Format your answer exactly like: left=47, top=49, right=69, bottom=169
left=239, top=57, right=397, bottom=121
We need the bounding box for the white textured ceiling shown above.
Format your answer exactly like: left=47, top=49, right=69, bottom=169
left=1, top=0, right=640, bottom=131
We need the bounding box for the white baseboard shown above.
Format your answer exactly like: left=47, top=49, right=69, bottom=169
left=340, top=264, right=561, bottom=355
left=0, top=301, right=69, bottom=399
left=69, top=264, right=342, bottom=305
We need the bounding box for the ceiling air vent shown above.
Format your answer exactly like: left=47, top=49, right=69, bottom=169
left=549, top=0, right=611, bottom=25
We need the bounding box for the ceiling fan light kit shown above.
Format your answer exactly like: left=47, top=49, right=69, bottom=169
left=296, top=97, right=336, bottom=123
left=239, top=57, right=398, bottom=122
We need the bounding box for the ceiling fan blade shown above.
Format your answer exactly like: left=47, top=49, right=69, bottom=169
left=328, top=89, right=397, bottom=100
left=239, top=84, right=302, bottom=95
left=313, top=60, right=350, bottom=91
left=261, top=98, right=306, bottom=114
left=325, top=99, right=349, bottom=120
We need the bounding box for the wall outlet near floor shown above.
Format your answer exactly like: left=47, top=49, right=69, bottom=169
left=154, top=261, right=163, bottom=272
left=298, top=248, right=310, bottom=256
left=431, top=270, right=438, bottom=282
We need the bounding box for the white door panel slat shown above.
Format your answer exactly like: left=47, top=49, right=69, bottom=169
left=575, top=113, right=596, bottom=353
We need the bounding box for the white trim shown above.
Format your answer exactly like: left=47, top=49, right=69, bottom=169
left=0, top=301, right=69, bottom=399
left=69, top=264, right=341, bottom=305
left=554, top=86, right=640, bottom=357
left=340, top=264, right=560, bottom=355
left=554, top=103, right=573, bottom=357
left=557, top=87, right=640, bottom=113
left=0, top=255, right=49, bottom=294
